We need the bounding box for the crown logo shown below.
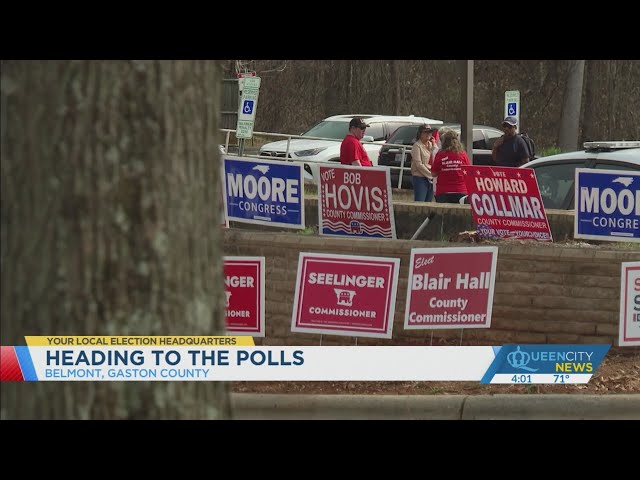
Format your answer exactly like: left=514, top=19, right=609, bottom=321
left=507, top=346, right=539, bottom=372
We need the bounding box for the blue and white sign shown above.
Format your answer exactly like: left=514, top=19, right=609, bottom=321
left=574, top=168, right=640, bottom=242
left=242, top=100, right=254, bottom=115
left=504, top=90, right=520, bottom=130
left=223, top=155, right=305, bottom=229
left=480, top=344, right=610, bottom=384
left=237, top=76, right=261, bottom=139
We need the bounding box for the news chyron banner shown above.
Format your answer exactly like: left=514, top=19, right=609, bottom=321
left=223, top=155, right=305, bottom=229
left=619, top=261, right=640, bottom=346
left=404, top=247, right=498, bottom=330
left=224, top=257, right=265, bottom=337
left=0, top=338, right=610, bottom=384
left=574, top=168, right=639, bottom=242
left=462, top=165, right=553, bottom=242
left=291, top=252, right=400, bottom=338
left=318, top=164, right=396, bottom=239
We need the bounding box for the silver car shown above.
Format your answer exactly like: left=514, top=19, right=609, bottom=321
left=525, top=141, right=640, bottom=210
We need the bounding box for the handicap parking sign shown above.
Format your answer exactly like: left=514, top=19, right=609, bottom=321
left=507, top=102, right=517, bottom=116
left=242, top=100, right=254, bottom=115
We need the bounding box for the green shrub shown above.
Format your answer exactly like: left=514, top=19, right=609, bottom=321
left=538, top=146, right=562, bottom=157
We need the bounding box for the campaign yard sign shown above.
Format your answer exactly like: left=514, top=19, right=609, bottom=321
left=404, top=247, right=498, bottom=330
left=462, top=165, right=553, bottom=242
left=318, top=164, right=396, bottom=239
left=224, top=257, right=265, bottom=337
left=291, top=252, right=401, bottom=338
left=223, top=155, right=305, bottom=229
left=619, top=261, right=640, bottom=347
left=574, top=168, right=640, bottom=242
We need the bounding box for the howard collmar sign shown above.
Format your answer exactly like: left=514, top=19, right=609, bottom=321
left=462, top=165, right=552, bottom=241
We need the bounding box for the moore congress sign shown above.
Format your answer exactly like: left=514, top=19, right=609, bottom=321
left=574, top=168, right=639, bottom=242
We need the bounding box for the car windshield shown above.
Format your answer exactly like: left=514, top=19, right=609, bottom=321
left=388, top=126, right=419, bottom=145
left=302, top=121, right=349, bottom=140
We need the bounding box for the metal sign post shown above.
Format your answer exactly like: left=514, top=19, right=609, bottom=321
left=236, top=75, right=261, bottom=156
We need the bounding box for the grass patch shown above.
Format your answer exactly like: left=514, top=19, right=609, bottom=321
left=538, top=146, right=562, bottom=157
left=298, top=226, right=318, bottom=235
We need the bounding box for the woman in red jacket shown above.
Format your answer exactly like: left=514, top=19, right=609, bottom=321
left=431, top=129, right=470, bottom=204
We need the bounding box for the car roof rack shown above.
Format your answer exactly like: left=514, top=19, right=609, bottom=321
left=584, top=140, right=640, bottom=150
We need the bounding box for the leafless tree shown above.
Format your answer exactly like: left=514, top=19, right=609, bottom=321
left=1, top=60, right=229, bottom=419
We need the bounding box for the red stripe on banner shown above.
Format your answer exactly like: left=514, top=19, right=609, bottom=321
left=0, top=346, right=24, bottom=382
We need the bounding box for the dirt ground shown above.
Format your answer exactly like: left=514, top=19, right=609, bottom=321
left=231, top=347, right=640, bottom=395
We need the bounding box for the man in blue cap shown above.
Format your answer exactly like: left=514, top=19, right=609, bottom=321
left=491, top=116, right=530, bottom=167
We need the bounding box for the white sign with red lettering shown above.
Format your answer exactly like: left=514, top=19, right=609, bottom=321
left=224, top=257, right=265, bottom=337
left=619, top=261, right=640, bottom=346
left=291, top=252, right=400, bottom=338
left=462, top=165, right=553, bottom=242
left=404, top=247, right=498, bottom=330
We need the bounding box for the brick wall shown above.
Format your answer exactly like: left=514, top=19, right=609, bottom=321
left=223, top=229, right=640, bottom=347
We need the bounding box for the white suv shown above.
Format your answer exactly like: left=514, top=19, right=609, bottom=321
left=258, top=114, right=443, bottom=181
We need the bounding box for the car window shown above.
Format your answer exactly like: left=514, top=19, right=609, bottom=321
left=530, top=161, right=585, bottom=210
left=485, top=129, right=503, bottom=150
left=387, top=126, right=418, bottom=145
left=386, top=122, right=411, bottom=139
left=302, top=121, right=349, bottom=139
left=593, top=161, right=640, bottom=172
left=366, top=123, right=385, bottom=141
left=472, top=130, right=487, bottom=149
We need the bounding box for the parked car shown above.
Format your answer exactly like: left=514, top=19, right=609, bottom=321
left=258, top=114, right=443, bottom=181
left=378, top=123, right=504, bottom=189
left=524, top=141, right=640, bottom=210
left=458, top=140, right=640, bottom=207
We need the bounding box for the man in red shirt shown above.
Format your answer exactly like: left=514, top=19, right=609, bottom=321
left=339, top=117, right=373, bottom=166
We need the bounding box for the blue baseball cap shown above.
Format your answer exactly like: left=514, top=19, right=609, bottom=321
left=503, top=116, right=518, bottom=127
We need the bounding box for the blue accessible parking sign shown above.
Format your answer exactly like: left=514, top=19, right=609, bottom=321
left=242, top=100, right=254, bottom=115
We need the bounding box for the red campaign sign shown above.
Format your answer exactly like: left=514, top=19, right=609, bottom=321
left=462, top=165, right=553, bottom=242
left=224, top=257, right=265, bottom=337
left=291, top=253, right=400, bottom=338
left=318, top=165, right=396, bottom=239
left=404, top=247, right=498, bottom=330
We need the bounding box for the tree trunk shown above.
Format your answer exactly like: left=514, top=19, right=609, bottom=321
left=0, top=60, right=230, bottom=419
left=558, top=60, right=585, bottom=152
left=391, top=60, right=402, bottom=115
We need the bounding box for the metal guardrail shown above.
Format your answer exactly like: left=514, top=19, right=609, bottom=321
left=220, top=128, right=414, bottom=189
